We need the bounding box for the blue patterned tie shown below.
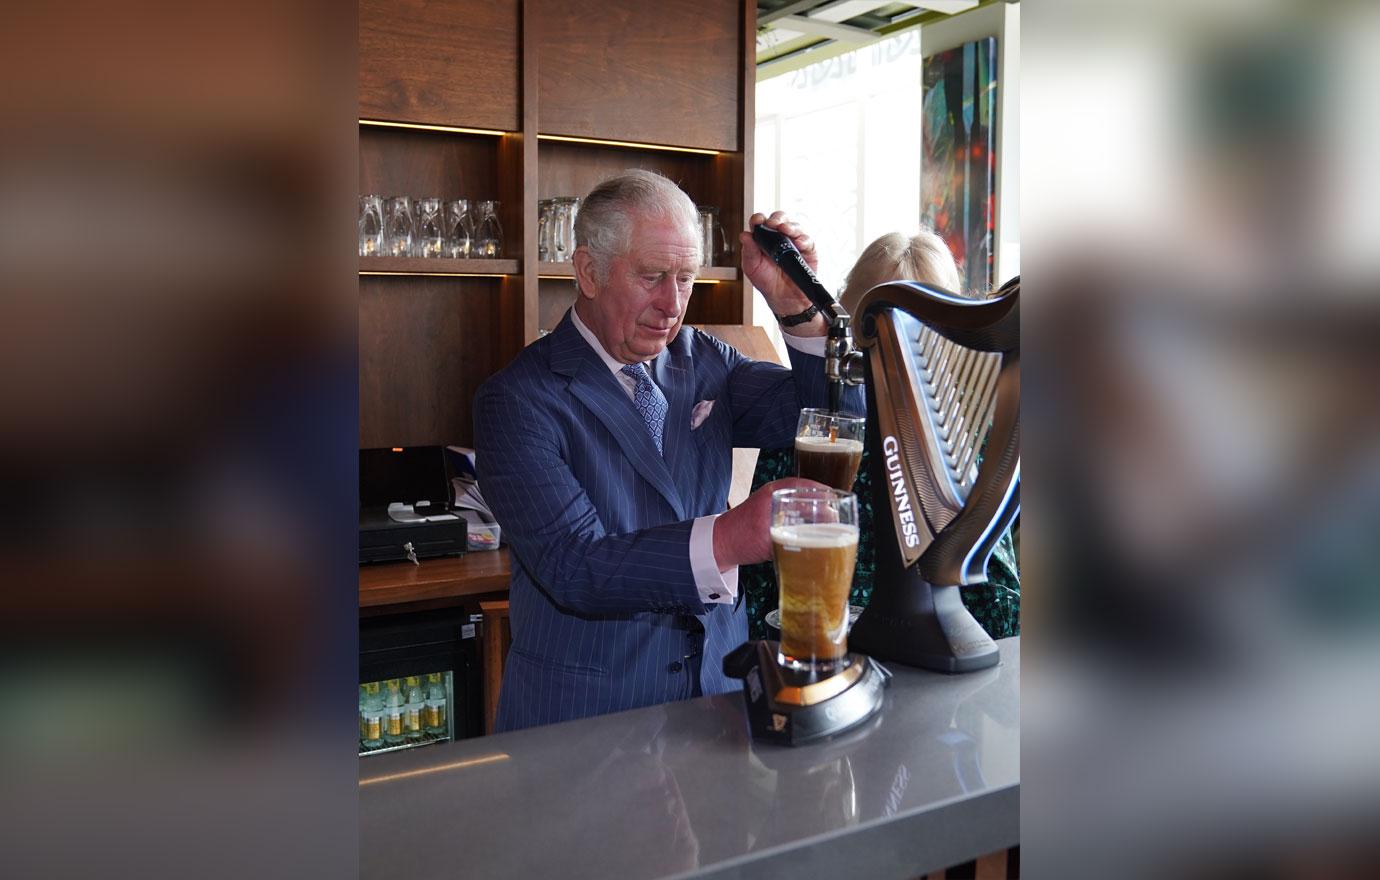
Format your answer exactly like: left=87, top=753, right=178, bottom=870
left=620, top=363, right=668, bottom=456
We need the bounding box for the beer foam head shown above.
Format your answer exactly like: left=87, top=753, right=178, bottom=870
left=794, top=435, right=864, bottom=453
left=771, top=522, right=860, bottom=548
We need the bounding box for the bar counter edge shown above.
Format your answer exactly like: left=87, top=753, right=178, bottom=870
left=360, top=637, right=1020, bottom=880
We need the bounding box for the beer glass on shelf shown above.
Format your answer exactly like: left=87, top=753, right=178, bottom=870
left=384, top=196, right=413, bottom=257
left=771, top=487, right=859, bottom=675
left=551, top=197, right=579, bottom=262
left=473, top=200, right=503, bottom=258
left=696, top=206, right=725, bottom=268
left=446, top=199, right=473, bottom=258
left=359, top=194, right=383, bottom=257
left=537, top=199, right=553, bottom=261
left=414, top=197, right=444, bottom=258
left=795, top=408, right=865, bottom=491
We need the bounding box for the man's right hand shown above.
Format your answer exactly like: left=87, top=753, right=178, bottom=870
left=712, top=477, right=828, bottom=570
left=739, top=212, right=826, bottom=335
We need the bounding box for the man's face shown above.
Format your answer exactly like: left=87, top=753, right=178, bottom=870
left=575, top=214, right=699, bottom=364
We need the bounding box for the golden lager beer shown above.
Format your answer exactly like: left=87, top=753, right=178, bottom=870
left=772, top=522, right=859, bottom=672
left=794, top=435, right=864, bottom=491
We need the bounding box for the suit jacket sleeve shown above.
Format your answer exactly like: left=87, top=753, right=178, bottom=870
left=474, top=382, right=705, bottom=617
left=712, top=334, right=866, bottom=450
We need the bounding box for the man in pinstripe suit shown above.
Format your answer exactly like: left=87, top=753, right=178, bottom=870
left=475, top=170, right=864, bottom=731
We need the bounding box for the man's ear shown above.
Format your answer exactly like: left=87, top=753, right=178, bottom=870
left=572, top=247, right=598, bottom=301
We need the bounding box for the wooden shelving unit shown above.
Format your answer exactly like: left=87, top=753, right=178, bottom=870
left=359, top=0, right=755, bottom=458
left=358, top=0, right=756, bottom=599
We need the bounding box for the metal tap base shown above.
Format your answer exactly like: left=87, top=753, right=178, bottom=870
left=723, top=640, right=891, bottom=746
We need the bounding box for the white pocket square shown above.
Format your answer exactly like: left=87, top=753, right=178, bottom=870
left=690, top=399, right=715, bottom=430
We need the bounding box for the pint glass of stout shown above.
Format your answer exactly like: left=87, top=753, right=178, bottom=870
left=771, top=487, right=859, bottom=675
left=795, top=409, right=865, bottom=492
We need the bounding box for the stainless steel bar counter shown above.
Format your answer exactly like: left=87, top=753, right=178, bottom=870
left=360, top=637, right=1019, bottom=879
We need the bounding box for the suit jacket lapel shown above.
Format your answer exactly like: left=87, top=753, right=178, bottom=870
left=550, top=312, right=686, bottom=520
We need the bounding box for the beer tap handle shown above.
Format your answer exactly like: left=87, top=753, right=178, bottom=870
left=752, top=223, right=864, bottom=413
left=751, top=224, right=840, bottom=324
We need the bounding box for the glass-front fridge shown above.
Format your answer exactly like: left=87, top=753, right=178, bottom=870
left=359, top=608, right=481, bottom=757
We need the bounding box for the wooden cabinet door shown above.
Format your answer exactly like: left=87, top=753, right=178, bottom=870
left=534, top=0, right=742, bottom=151
left=359, top=0, right=520, bottom=131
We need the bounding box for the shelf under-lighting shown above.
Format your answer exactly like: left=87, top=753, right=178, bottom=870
left=537, top=134, right=720, bottom=156
left=360, top=119, right=509, bottom=137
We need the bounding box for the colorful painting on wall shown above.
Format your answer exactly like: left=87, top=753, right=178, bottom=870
left=922, top=36, right=998, bottom=294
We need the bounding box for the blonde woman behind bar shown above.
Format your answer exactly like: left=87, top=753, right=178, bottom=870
left=741, top=228, right=1021, bottom=641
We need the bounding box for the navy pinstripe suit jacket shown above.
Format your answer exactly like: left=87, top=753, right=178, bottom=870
left=474, top=310, right=863, bottom=731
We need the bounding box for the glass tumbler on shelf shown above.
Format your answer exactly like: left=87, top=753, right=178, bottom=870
left=359, top=195, right=384, bottom=257
left=414, top=197, right=445, bottom=258
left=446, top=199, right=474, bottom=258
left=384, top=196, right=414, bottom=258
left=473, top=200, right=503, bottom=259
left=697, top=206, right=726, bottom=268
left=537, top=199, right=553, bottom=261
left=551, top=197, right=580, bottom=263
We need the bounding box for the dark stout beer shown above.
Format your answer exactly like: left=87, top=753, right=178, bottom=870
left=795, top=435, right=864, bottom=491
left=772, top=522, right=859, bottom=671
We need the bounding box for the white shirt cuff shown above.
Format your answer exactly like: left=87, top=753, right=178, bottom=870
left=782, top=332, right=827, bottom=357
left=689, top=514, right=738, bottom=605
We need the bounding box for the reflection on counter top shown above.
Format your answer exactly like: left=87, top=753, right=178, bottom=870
left=359, top=637, right=1019, bottom=880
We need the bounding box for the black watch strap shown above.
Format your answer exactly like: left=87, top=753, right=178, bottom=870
left=775, top=304, right=819, bottom=327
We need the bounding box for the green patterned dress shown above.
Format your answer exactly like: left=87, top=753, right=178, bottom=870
left=742, top=447, right=1021, bottom=641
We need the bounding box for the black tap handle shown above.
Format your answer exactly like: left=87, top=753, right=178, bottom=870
left=751, top=224, right=839, bottom=323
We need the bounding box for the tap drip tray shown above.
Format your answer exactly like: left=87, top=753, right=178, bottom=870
left=723, top=640, right=892, bottom=746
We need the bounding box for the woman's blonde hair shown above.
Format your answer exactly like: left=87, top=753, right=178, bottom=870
left=838, top=229, right=962, bottom=315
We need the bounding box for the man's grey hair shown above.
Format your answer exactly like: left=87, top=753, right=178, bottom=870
left=575, top=169, right=701, bottom=286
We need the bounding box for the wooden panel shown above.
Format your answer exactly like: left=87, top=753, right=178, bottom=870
left=537, top=141, right=717, bottom=205
left=360, top=127, right=503, bottom=204
left=359, top=0, right=519, bottom=130
left=360, top=256, right=519, bottom=275
left=479, top=599, right=512, bottom=735
left=534, top=0, right=741, bottom=151
left=496, top=129, right=531, bottom=358
left=359, top=278, right=506, bottom=448
left=694, top=324, right=782, bottom=365
left=684, top=284, right=743, bottom=325
left=517, top=6, right=541, bottom=345
left=538, top=279, right=578, bottom=333
left=974, top=850, right=1007, bottom=879
left=733, top=0, right=756, bottom=321
left=359, top=549, right=511, bottom=608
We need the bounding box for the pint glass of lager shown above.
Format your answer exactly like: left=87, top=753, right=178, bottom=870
left=795, top=409, right=865, bottom=492
left=771, top=487, right=859, bottom=674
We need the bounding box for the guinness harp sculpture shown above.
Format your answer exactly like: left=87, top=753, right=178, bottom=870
left=848, top=277, right=1020, bottom=672
left=747, top=224, right=1019, bottom=674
